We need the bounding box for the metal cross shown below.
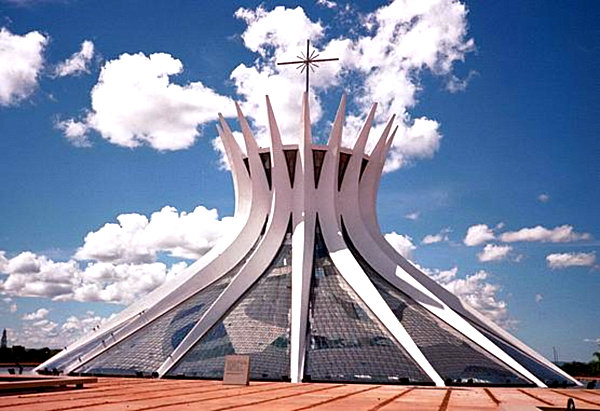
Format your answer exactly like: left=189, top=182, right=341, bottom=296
left=277, top=40, right=339, bottom=94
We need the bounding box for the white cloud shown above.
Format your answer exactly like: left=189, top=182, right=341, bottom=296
left=54, top=40, right=94, bottom=77
left=60, top=52, right=236, bottom=150
left=421, top=228, right=450, bottom=244
left=404, top=211, right=420, bottom=221
left=425, top=266, right=514, bottom=329
left=227, top=1, right=473, bottom=172
left=56, top=2, right=473, bottom=166
left=445, top=70, right=478, bottom=93
left=6, top=251, right=41, bottom=273
left=477, top=244, right=512, bottom=262
left=0, top=27, right=48, bottom=106
left=9, top=303, right=17, bottom=313
left=535, top=293, right=543, bottom=303
left=22, top=307, right=49, bottom=320
left=230, top=6, right=326, bottom=149
left=55, top=118, right=91, bottom=147
left=538, top=193, right=550, bottom=203
left=70, top=261, right=188, bottom=304
left=546, top=252, right=596, bottom=269
left=464, top=224, right=495, bottom=246
left=1, top=252, right=80, bottom=299
left=12, top=310, right=113, bottom=348
left=384, top=231, right=416, bottom=260
left=0, top=249, right=188, bottom=305
left=584, top=337, right=600, bottom=347
left=500, top=225, right=591, bottom=243
left=0, top=204, right=233, bottom=304
left=0, top=251, right=7, bottom=272
left=316, top=0, right=337, bottom=9
left=383, top=117, right=442, bottom=172
left=75, top=205, right=234, bottom=264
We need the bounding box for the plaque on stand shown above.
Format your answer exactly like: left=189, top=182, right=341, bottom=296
left=223, top=355, right=250, bottom=385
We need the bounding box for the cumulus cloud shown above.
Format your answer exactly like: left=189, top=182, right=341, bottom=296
left=12, top=310, right=113, bottom=348
left=546, top=251, right=596, bottom=269
left=421, top=227, right=451, bottom=245
left=382, top=117, right=442, bottom=172
left=316, top=0, right=337, bottom=9
left=464, top=224, right=495, bottom=246
left=54, top=118, right=91, bottom=147
left=0, top=204, right=233, bottom=304
left=6, top=251, right=41, bottom=273
left=0, top=27, right=48, bottom=106
left=477, top=244, right=512, bottom=262
left=75, top=205, right=234, bottom=264
left=500, top=225, right=591, bottom=243
left=54, top=40, right=95, bottom=77
left=70, top=261, right=188, bottom=304
left=225, top=1, right=473, bottom=171
left=2, top=252, right=81, bottom=299
left=384, top=232, right=416, bottom=260
left=22, top=307, right=49, bottom=320
left=425, top=266, right=514, bottom=329
left=229, top=5, right=326, bottom=149
left=0, top=249, right=188, bottom=305
left=56, top=1, right=473, bottom=167
left=0, top=251, right=7, bottom=272
left=59, top=52, right=236, bottom=150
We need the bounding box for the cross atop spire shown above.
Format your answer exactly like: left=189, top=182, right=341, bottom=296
left=277, top=40, right=339, bottom=94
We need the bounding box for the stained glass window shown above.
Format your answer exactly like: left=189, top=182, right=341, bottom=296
left=304, top=222, right=432, bottom=384
left=342, top=222, right=532, bottom=385
left=469, top=321, right=573, bottom=385
left=43, top=315, right=136, bottom=372
left=73, top=269, right=239, bottom=376
left=168, top=231, right=292, bottom=381
left=283, top=149, right=297, bottom=187
left=313, top=149, right=326, bottom=188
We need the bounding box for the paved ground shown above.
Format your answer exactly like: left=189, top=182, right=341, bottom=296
left=0, top=377, right=599, bottom=410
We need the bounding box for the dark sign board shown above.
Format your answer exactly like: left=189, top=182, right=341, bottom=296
left=223, top=355, right=250, bottom=385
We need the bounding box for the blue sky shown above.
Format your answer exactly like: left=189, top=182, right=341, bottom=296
left=0, top=0, right=598, bottom=362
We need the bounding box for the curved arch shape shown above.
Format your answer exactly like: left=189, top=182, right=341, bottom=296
left=313, top=101, right=444, bottom=386
left=157, top=101, right=295, bottom=377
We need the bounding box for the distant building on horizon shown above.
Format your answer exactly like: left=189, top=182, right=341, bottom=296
left=1, top=329, right=7, bottom=349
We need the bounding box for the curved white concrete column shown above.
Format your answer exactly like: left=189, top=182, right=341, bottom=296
left=341, top=112, right=544, bottom=386
left=355, top=116, right=577, bottom=386
left=313, top=98, right=444, bottom=386
left=64, top=110, right=273, bottom=375
left=289, top=93, right=317, bottom=382
left=157, top=102, right=294, bottom=377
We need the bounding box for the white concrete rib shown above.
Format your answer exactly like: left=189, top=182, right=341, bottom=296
left=313, top=101, right=443, bottom=386
left=356, top=113, right=578, bottom=386
left=63, top=110, right=272, bottom=375
left=290, top=93, right=316, bottom=382
left=157, top=103, right=293, bottom=377
left=342, top=110, right=544, bottom=387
